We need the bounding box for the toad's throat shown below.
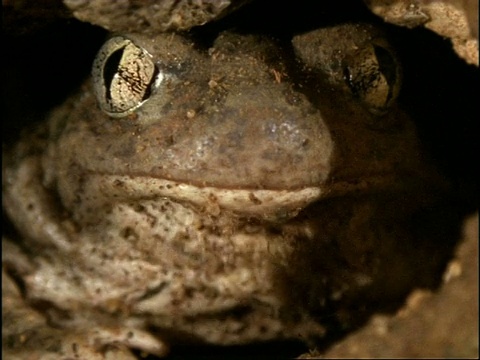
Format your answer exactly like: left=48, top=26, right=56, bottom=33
left=86, top=174, right=323, bottom=220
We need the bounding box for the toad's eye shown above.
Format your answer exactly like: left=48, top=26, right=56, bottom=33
left=92, top=36, right=161, bottom=117
left=342, top=42, right=401, bottom=114
left=292, top=23, right=402, bottom=115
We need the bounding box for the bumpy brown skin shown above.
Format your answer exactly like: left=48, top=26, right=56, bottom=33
left=2, top=22, right=456, bottom=360
left=1, top=260, right=140, bottom=360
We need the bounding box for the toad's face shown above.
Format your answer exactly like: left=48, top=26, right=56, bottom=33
left=55, top=24, right=411, bottom=223
left=2, top=24, right=442, bottom=357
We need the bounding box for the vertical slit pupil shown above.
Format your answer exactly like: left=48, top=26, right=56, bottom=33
left=103, top=47, right=125, bottom=100
left=373, top=45, right=397, bottom=103
left=343, top=66, right=360, bottom=97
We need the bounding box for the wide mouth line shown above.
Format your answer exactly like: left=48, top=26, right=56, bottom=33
left=84, top=170, right=424, bottom=220
left=89, top=174, right=324, bottom=219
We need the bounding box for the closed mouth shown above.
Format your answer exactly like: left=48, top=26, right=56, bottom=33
left=88, top=174, right=324, bottom=221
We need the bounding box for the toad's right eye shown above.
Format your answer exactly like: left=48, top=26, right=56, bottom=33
left=92, top=36, right=162, bottom=118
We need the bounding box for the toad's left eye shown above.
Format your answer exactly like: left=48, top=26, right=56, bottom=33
left=292, top=23, right=402, bottom=115
left=92, top=36, right=161, bottom=118
left=342, top=42, right=401, bottom=114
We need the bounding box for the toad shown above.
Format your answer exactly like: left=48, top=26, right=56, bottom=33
left=2, top=23, right=450, bottom=357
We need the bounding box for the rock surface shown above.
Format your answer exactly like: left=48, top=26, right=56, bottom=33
left=300, top=213, right=478, bottom=358
left=364, top=0, right=479, bottom=65
left=63, top=0, right=250, bottom=33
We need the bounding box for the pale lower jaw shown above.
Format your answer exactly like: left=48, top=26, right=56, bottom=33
left=88, top=174, right=323, bottom=221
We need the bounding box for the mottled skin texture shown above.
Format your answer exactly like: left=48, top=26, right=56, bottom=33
left=2, top=25, right=453, bottom=358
